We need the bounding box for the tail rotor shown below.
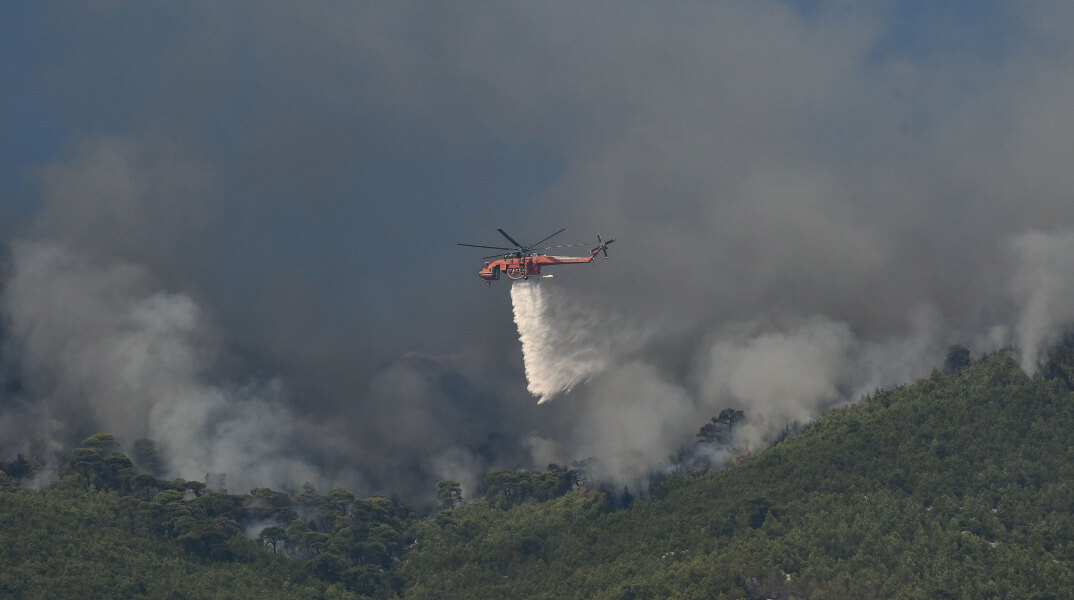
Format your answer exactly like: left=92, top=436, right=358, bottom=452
left=593, top=234, right=615, bottom=258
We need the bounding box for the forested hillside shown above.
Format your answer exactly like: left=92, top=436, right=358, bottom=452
left=0, top=487, right=341, bottom=600
left=0, top=434, right=415, bottom=599
left=401, top=351, right=1074, bottom=599
left=5, top=350, right=1074, bottom=599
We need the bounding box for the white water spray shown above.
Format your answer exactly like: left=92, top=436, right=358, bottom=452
left=510, top=280, right=611, bottom=403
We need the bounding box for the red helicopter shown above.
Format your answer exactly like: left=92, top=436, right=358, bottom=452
left=459, top=228, right=615, bottom=285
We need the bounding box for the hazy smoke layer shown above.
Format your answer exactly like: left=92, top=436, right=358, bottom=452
left=10, top=3, right=1074, bottom=501
left=1, top=241, right=320, bottom=492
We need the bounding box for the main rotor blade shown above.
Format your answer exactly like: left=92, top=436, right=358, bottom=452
left=542, top=243, right=588, bottom=250
left=497, top=228, right=524, bottom=248
left=528, top=228, right=566, bottom=249
left=458, top=243, right=513, bottom=250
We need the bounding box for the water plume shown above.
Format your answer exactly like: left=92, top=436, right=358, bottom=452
left=510, top=280, right=633, bottom=403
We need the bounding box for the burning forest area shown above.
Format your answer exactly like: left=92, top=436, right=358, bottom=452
left=7, top=2, right=1074, bottom=598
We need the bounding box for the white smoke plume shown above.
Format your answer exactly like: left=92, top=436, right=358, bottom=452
left=572, top=362, right=699, bottom=483
left=510, top=280, right=644, bottom=403
left=428, top=445, right=483, bottom=503
left=1, top=240, right=320, bottom=492
left=1009, top=229, right=1074, bottom=372
left=699, top=316, right=859, bottom=443
left=517, top=310, right=947, bottom=487
left=695, top=312, right=944, bottom=453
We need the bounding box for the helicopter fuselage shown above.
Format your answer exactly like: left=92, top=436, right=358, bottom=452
left=460, top=228, right=614, bottom=285
left=478, top=249, right=601, bottom=283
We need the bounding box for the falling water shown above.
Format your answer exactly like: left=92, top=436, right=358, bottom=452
left=510, top=280, right=608, bottom=403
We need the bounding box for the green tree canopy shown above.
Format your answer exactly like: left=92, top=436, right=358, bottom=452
left=436, top=480, right=462, bottom=509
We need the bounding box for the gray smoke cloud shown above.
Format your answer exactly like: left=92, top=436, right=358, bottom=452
left=1, top=240, right=323, bottom=492
left=7, top=3, right=1074, bottom=499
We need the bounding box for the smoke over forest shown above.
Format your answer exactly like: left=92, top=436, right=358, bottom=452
left=6, top=3, right=1074, bottom=502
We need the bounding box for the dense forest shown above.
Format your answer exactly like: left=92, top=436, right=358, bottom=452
left=5, top=345, right=1074, bottom=598
left=0, top=433, right=415, bottom=599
